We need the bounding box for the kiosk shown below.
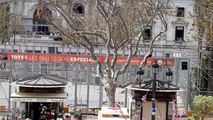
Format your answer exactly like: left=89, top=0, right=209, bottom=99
left=10, top=74, right=68, bottom=120
left=128, top=82, right=180, bottom=120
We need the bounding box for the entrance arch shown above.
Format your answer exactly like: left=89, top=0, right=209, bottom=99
left=33, top=6, right=52, bottom=35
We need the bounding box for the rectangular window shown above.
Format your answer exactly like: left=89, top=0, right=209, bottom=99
left=175, top=26, right=184, bottom=41
left=25, top=50, right=33, bottom=53
left=48, top=47, right=58, bottom=54
left=182, top=62, right=188, bottom=70
left=177, top=7, right=185, bottom=17
left=143, top=26, right=152, bottom=40
left=34, top=50, right=41, bottom=53
left=165, top=53, right=170, bottom=58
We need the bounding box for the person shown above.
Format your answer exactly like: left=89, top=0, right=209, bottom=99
left=65, top=115, right=71, bottom=120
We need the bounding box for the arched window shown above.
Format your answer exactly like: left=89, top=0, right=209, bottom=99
left=73, top=3, right=85, bottom=14
left=33, top=6, right=52, bottom=35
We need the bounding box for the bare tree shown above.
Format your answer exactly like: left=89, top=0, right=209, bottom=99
left=39, top=0, right=170, bottom=107
left=0, top=2, right=23, bottom=44
left=0, top=4, right=11, bottom=44
left=193, top=0, right=213, bottom=95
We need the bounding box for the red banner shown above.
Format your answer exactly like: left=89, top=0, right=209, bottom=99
left=4, top=53, right=174, bottom=66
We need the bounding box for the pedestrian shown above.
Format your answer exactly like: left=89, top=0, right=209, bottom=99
left=65, top=115, right=71, bottom=120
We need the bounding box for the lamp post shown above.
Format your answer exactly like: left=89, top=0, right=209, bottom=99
left=137, top=61, right=174, bottom=120
left=13, top=31, right=16, bottom=45
left=166, top=68, right=173, bottom=81
left=136, top=68, right=144, bottom=120
left=151, top=61, right=159, bottom=120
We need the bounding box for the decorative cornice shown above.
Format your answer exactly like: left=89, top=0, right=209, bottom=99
left=172, top=18, right=189, bottom=26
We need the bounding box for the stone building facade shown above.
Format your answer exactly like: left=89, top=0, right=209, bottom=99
left=0, top=0, right=199, bottom=117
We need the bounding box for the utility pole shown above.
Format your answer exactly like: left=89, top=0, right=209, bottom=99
left=74, top=64, right=79, bottom=112
left=86, top=66, right=90, bottom=113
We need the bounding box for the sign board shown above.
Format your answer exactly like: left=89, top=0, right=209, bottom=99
left=11, top=98, right=65, bottom=102
left=103, top=107, right=124, bottom=115
left=151, top=108, right=157, bottom=115
left=0, top=112, right=12, bottom=116
left=2, top=53, right=174, bottom=66
left=134, top=91, right=176, bottom=101
left=98, top=107, right=130, bottom=120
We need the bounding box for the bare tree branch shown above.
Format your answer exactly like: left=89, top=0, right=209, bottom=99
left=39, top=0, right=171, bottom=107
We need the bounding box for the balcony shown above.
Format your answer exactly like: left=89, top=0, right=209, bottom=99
left=9, top=33, right=62, bottom=45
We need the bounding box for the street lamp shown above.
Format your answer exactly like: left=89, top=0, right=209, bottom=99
left=137, top=61, right=174, bottom=120
left=137, top=68, right=144, bottom=78
left=151, top=61, right=159, bottom=120
left=166, top=68, right=173, bottom=81
left=2, top=54, right=8, bottom=68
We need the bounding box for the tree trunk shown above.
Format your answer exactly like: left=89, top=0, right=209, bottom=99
left=207, top=48, right=213, bottom=96
left=201, top=116, right=204, bottom=120
left=105, top=82, right=117, bottom=107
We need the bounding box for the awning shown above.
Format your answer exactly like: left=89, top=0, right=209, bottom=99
left=10, top=82, right=66, bottom=88
left=10, top=92, right=67, bottom=102
left=126, top=85, right=185, bottom=92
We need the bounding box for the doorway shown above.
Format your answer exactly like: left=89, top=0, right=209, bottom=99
left=27, top=102, right=60, bottom=120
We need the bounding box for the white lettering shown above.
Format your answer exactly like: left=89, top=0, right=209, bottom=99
left=11, top=55, right=28, bottom=60
left=70, top=57, right=92, bottom=62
